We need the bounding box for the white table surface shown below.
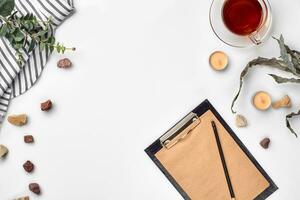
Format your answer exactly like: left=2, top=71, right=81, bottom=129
left=1, top=0, right=300, bottom=199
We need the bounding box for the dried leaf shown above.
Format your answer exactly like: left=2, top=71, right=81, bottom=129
left=274, top=35, right=297, bottom=75
left=269, top=74, right=300, bottom=84
left=231, top=57, right=291, bottom=113
left=286, top=110, right=300, bottom=137
left=284, top=43, right=300, bottom=71
left=274, top=36, right=300, bottom=75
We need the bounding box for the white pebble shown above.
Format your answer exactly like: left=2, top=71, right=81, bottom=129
left=235, top=114, right=248, bottom=127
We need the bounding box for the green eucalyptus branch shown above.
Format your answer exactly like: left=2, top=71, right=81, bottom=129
left=0, top=12, right=75, bottom=65
left=0, top=0, right=75, bottom=65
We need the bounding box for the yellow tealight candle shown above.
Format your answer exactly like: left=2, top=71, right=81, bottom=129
left=209, top=51, right=228, bottom=71
left=253, top=91, right=272, bottom=111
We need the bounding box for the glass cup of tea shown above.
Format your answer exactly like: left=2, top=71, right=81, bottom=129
left=209, top=0, right=272, bottom=48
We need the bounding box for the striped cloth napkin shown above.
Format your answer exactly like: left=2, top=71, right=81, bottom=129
left=0, top=0, right=74, bottom=123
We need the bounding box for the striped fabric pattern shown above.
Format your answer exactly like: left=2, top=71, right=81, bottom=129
left=0, top=0, right=74, bottom=123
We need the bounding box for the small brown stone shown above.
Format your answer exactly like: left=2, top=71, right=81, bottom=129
left=24, top=135, right=34, bottom=143
left=7, top=114, right=27, bottom=126
left=29, top=183, right=41, bottom=195
left=23, top=160, right=34, bottom=173
left=0, top=144, right=8, bottom=158
left=41, top=100, right=52, bottom=111
left=57, top=58, right=72, bottom=68
left=15, top=196, right=29, bottom=200
left=260, top=138, right=271, bottom=149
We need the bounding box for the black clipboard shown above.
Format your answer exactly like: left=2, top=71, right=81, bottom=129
left=145, top=99, right=278, bottom=200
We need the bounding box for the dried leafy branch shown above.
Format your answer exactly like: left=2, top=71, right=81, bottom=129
left=231, top=35, right=300, bottom=137
left=0, top=0, right=75, bottom=65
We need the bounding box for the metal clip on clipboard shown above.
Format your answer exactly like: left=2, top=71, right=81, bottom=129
left=160, top=112, right=201, bottom=149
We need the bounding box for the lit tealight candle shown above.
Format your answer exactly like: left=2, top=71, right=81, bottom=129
left=253, top=91, right=272, bottom=111
left=209, top=51, right=228, bottom=71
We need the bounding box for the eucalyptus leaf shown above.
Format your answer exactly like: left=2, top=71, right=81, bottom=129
left=13, top=42, right=23, bottom=49
left=62, top=46, right=66, bottom=54
left=7, top=35, right=13, bottom=43
left=0, top=0, right=15, bottom=17
left=0, top=23, right=9, bottom=36
left=37, top=29, right=48, bottom=37
left=13, top=29, right=24, bottom=42
left=57, top=45, right=61, bottom=53
left=47, top=35, right=54, bottom=42
left=40, top=42, right=45, bottom=51
left=28, top=40, right=36, bottom=52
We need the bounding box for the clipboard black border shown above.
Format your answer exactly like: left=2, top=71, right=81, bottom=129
left=145, top=99, right=278, bottom=200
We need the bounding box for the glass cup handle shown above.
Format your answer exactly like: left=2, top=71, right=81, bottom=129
left=249, top=31, right=262, bottom=45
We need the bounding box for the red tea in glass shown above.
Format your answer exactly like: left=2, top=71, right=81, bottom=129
left=222, top=0, right=263, bottom=36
